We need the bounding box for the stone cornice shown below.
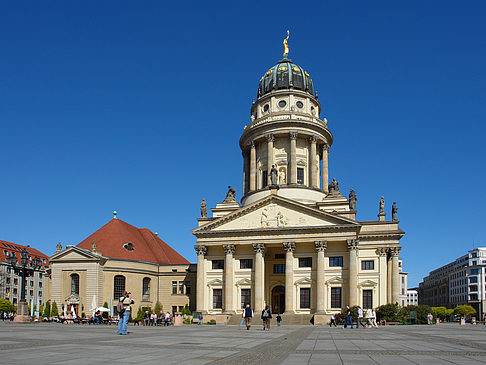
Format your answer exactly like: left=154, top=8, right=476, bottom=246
left=358, top=231, right=405, bottom=240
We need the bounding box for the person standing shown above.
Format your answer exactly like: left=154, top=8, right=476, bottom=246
left=165, top=311, right=171, bottom=326
left=240, top=310, right=245, bottom=326
left=198, top=313, right=203, bottom=325
left=261, top=305, right=272, bottom=331
left=244, top=304, right=253, bottom=330
left=371, top=309, right=379, bottom=328
left=344, top=306, right=354, bottom=329
left=357, top=306, right=366, bottom=328
left=329, top=313, right=337, bottom=327
left=276, top=314, right=282, bottom=327
left=117, top=291, right=134, bottom=335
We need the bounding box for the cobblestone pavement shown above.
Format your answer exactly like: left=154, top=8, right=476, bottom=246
left=1, top=322, right=486, bottom=364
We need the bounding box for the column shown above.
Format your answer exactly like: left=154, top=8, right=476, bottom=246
left=347, top=239, right=359, bottom=306
left=249, top=141, right=256, bottom=191
left=223, top=244, right=236, bottom=313
left=283, top=242, right=295, bottom=313
left=243, top=151, right=249, bottom=194
left=391, top=247, right=401, bottom=304
left=289, top=132, right=298, bottom=184
left=315, top=241, right=327, bottom=313
left=321, top=144, right=329, bottom=193
left=253, top=243, right=265, bottom=311
left=267, top=134, right=274, bottom=186
left=376, top=248, right=387, bottom=306
left=309, top=136, right=318, bottom=188
left=387, top=250, right=392, bottom=303
left=194, top=245, right=207, bottom=312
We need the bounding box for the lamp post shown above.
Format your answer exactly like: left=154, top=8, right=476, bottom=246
left=6, top=248, right=42, bottom=322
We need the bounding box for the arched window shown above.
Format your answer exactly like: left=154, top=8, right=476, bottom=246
left=142, top=277, right=150, bottom=301
left=113, top=275, right=126, bottom=299
left=71, top=274, right=79, bottom=295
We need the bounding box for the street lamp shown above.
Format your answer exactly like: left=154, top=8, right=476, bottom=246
left=7, top=248, right=43, bottom=321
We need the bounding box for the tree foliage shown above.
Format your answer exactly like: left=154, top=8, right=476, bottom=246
left=454, top=305, right=476, bottom=317
left=376, top=303, right=399, bottom=322
left=136, top=307, right=144, bottom=321
left=51, top=301, right=59, bottom=317
left=431, top=306, right=453, bottom=320
left=154, top=301, right=163, bottom=314
left=398, top=305, right=432, bottom=324
left=340, top=306, right=359, bottom=320
left=43, top=301, right=51, bottom=317
left=0, top=298, right=14, bottom=313
left=182, top=304, right=191, bottom=316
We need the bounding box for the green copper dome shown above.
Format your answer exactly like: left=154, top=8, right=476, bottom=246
left=257, top=58, right=314, bottom=99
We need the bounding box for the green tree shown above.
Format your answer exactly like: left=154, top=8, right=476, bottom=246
left=136, top=307, right=144, bottom=322
left=0, top=298, right=14, bottom=313
left=182, top=304, right=191, bottom=316
left=454, top=305, right=476, bottom=317
left=39, top=304, right=44, bottom=316
left=102, top=302, right=109, bottom=318
left=398, top=305, right=432, bottom=324
left=51, top=301, right=59, bottom=317
left=376, top=303, right=399, bottom=322
left=43, top=301, right=51, bottom=317
left=154, top=301, right=163, bottom=314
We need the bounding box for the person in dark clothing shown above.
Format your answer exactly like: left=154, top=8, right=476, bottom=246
left=244, top=304, right=253, bottom=330
left=344, top=305, right=354, bottom=328
left=261, top=305, right=272, bottom=331
left=276, top=314, right=282, bottom=327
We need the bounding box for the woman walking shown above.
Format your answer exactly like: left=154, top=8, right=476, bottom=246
left=261, top=305, right=272, bottom=331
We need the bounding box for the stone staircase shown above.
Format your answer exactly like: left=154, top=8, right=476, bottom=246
left=226, top=312, right=314, bottom=325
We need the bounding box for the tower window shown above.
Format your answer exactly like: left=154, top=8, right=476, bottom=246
left=263, top=104, right=269, bottom=112
left=278, top=100, right=287, bottom=108
left=296, top=101, right=303, bottom=109
left=262, top=170, right=268, bottom=188
left=297, top=168, right=304, bottom=184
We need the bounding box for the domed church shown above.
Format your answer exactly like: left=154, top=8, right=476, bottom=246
left=192, top=34, right=405, bottom=323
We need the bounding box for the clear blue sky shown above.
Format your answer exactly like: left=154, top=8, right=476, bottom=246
left=1, top=1, right=485, bottom=286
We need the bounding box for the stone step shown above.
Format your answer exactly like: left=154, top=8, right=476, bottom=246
left=226, top=313, right=314, bottom=325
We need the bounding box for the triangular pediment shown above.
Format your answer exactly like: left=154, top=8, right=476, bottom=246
left=326, top=276, right=344, bottom=285
left=50, top=247, right=105, bottom=262
left=358, top=279, right=378, bottom=288
left=192, top=195, right=359, bottom=234
left=207, top=279, right=223, bottom=287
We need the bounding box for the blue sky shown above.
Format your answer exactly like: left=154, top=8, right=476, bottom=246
left=1, top=1, right=485, bottom=286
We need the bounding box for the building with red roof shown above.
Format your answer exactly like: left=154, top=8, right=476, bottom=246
left=0, top=239, right=49, bottom=308
left=49, top=214, right=195, bottom=317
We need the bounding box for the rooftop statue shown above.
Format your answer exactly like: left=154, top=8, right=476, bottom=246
left=283, top=30, right=290, bottom=58
left=379, top=196, right=385, bottom=214
left=392, top=202, right=398, bottom=221
left=349, top=189, right=357, bottom=210
left=328, top=178, right=339, bottom=193
left=223, top=186, right=236, bottom=203
left=200, top=199, right=207, bottom=218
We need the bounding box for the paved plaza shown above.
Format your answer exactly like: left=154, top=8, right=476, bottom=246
left=0, top=322, right=486, bottom=364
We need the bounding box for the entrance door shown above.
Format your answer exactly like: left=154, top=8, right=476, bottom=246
left=272, top=286, right=285, bottom=314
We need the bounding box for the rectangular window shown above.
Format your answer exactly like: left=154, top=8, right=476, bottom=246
left=300, top=288, right=311, bottom=309
left=185, top=281, right=191, bottom=295
left=240, top=259, right=253, bottom=269
left=14, top=278, right=18, bottom=285
left=472, top=261, right=477, bottom=266
left=472, top=252, right=478, bottom=258
left=361, top=260, right=374, bottom=270
left=329, top=257, right=343, bottom=267
left=470, top=277, right=478, bottom=283
left=172, top=281, right=177, bottom=294
left=331, top=287, right=342, bottom=308
left=297, top=168, right=304, bottom=184
left=363, top=290, right=373, bottom=309
left=273, top=264, right=286, bottom=274
left=298, top=257, right=312, bottom=268
left=178, top=305, right=184, bottom=312
left=178, top=281, right=184, bottom=294
left=6, top=278, right=10, bottom=284
left=471, top=269, right=479, bottom=275
left=212, top=260, right=224, bottom=270
left=29, top=290, right=33, bottom=296
left=172, top=306, right=177, bottom=315
left=213, top=289, right=223, bottom=309
left=262, top=170, right=268, bottom=188
left=39, top=282, right=42, bottom=288
left=469, top=285, right=478, bottom=292
left=30, top=280, right=34, bottom=287
left=470, top=294, right=478, bottom=301
left=274, top=253, right=285, bottom=259
left=39, top=291, right=42, bottom=297
left=13, top=288, right=17, bottom=295
left=6, top=267, right=11, bottom=274
left=241, top=289, right=251, bottom=308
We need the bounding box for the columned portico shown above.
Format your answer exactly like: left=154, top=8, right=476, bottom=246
left=289, top=132, right=298, bottom=184
left=321, top=144, right=329, bottom=193
left=376, top=248, right=388, bottom=306
left=253, top=243, right=265, bottom=311
left=223, top=244, right=235, bottom=313
left=309, top=136, right=318, bottom=188
left=347, top=239, right=359, bottom=306
left=315, top=241, right=327, bottom=313
left=283, top=242, right=295, bottom=313
left=249, top=141, right=256, bottom=191
left=194, top=245, right=207, bottom=312
left=391, top=247, right=401, bottom=304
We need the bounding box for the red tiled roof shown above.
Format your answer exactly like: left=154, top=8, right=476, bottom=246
left=76, top=218, right=189, bottom=265
left=0, top=240, right=49, bottom=269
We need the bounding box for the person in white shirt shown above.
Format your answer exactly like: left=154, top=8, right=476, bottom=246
left=357, top=306, right=366, bottom=328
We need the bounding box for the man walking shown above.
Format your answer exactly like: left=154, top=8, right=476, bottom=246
left=244, top=304, right=253, bottom=330
left=344, top=306, right=354, bottom=329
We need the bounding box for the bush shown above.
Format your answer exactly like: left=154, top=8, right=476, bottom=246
left=154, top=301, right=163, bottom=315
left=207, top=319, right=216, bottom=325
left=376, top=303, right=399, bottom=322
left=454, top=305, right=476, bottom=317
left=43, top=301, right=51, bottom=317
left=82, top=312, right=86, bottom=318
left=340, top=306, right=359, bottom=321
left=51, top=301, right=59, bottom=317
left=398, top=305, right=432, bottom=324
left=334, top=312, right=345, bottom=324
left=183, top=317, right=191, bottom=325
left=136, top=307, right=144, bottom=321
left=102, top=302, right=109, bottom=318
left=182, top=304, right=191, bottom=316
left=39, top=304, right=44, bottom=316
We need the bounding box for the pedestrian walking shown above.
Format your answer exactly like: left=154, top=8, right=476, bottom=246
left=117, top=291, right=134, bottom=335
left=261, top=305, right=272, bottom=331
left=344, top=306, right=354, bottom=328
left=329, top=313, right=337, bottom=327
left=276, top=314, right=282, bottom=327
left=357, top=306, right=366, bottom=328
left=427, top=312, right=433, bottom=325
left=198, top=313, right=203, bottom=325
left=371, top=309, right=378, bottom=328
left=244, top=304, right=253, bottom=330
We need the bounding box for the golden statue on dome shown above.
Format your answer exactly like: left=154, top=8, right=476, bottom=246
left=283, top=30, right=290, bottom=58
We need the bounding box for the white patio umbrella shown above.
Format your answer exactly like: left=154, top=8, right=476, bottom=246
left=90, top=295, right=97, bottom=313
left=94, top=307, right=110, bottom=312
left=71, top=305, right=77, bottom=319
